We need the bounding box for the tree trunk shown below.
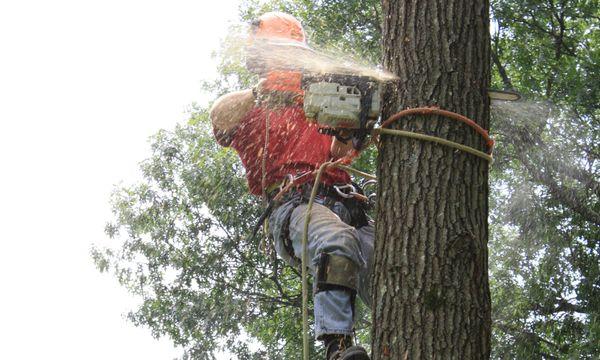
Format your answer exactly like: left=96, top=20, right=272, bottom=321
left=371, top=0, right=492, bottom=359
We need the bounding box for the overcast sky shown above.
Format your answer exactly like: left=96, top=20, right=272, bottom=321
left=0, top=1, right=240, bottom=358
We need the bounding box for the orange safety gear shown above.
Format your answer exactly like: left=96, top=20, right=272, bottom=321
left=251, top=12, right=307, bottom=44
left=264, top=70, right=303, bottom=94
left=249, top=12, right=307, bottom=94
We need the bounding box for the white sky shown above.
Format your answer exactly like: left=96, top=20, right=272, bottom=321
left=0, top=1, right=240, bottom=358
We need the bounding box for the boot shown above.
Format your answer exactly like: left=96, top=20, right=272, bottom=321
left=323, top=334, right=370, bottom=360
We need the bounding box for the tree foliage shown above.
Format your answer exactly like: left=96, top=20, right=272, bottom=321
left=489, top=1, right=599, bottom=357
left=92, top=0, right=599, bottom=358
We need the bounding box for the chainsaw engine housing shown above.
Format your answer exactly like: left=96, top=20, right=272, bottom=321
left=302, top=74, right=381, bottom=130
left=304, top=82, right=380, bottom=129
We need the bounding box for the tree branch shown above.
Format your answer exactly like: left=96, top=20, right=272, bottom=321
left=531, top=298, right=588, bottom=315
left=491, top=48, right=515, bottom=91
left=520, top=157, right=600, bottom=226
left=495, top=321, right=568, bottom=358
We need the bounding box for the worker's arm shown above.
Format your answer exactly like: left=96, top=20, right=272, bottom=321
left=210, top=89, right=255, bottom=132
left=330, top=130, right=355, bottom=160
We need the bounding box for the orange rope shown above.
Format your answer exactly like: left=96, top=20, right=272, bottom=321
left=379, top=106, right=494, bottom=153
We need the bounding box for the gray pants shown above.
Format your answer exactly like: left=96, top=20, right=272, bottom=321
left=269, top=195, right=374, bottom=338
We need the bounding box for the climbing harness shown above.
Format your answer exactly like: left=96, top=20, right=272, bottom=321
left=248, top=171, right=313, bottom=246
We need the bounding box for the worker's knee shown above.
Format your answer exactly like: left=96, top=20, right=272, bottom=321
left=288, top=203, right=365, bottom=268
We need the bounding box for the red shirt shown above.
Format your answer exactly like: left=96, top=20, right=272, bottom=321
left=214, top=105, right=350, bottom=195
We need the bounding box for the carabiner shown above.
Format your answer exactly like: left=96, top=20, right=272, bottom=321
left=362, top=179, right=377, bottom=189
left=334, top=184, right=357, bottom=198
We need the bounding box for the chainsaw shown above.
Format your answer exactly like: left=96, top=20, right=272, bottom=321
left=246, top=39, right=520, bottom=150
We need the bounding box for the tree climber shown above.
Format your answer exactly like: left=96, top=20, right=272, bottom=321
left=210, top=12, right=373, bottom=360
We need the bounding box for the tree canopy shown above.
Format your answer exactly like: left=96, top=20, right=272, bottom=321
left=92, top=0, right=599, bottom=358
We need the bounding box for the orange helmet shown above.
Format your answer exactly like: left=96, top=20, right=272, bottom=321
left=249, top=12, right=306, bottom=95
left=251, top=12, right=307, bottom=45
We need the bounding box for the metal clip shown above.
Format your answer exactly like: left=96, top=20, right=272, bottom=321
left=334, top=184, right=357, bottom=198
left=360, top=179, right=377, bottom=206
left=368, top=193, right=377, bottom=203
left=361, top=179, right=377, bottom=189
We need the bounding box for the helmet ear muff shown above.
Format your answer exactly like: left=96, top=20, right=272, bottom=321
left=250, top=18, right=261, bottom=34
left=246, top=18, right=265, bottom=75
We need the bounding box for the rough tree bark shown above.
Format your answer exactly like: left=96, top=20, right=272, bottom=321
left=371, top=0, right=492, bottom=358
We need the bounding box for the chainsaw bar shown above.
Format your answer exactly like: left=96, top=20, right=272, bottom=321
left=488, top=89, right=521, bottom=101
